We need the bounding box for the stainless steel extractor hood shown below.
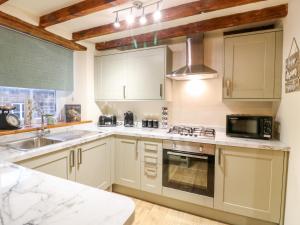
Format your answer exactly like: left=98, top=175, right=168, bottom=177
left=167, top=33, right=218, bottom=80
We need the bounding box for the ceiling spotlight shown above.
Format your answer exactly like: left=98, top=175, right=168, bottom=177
left=126, top=8, right=135, bottom=25
left=114, top=12, right=120, bottom=28
left=153, top=2, right=161, bottom=21
left=139, top=8, right=147, bottom=25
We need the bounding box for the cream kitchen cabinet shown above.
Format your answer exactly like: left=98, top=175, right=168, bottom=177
left=75, top=138, right=111, bottom=190
left=140, top=139, right=163, bottom=195
left=224, top=29, right=283, bottom=100
left=18, top=138, right=111, bottom=190
left=94, top=46, right=172, bottom=101
left=94, top=54, right=126, bottom=100
left=115, top=137, right=140, bottom=189
left=18, top=148, right=76, bottom=181
left=214, top=145, right=286, bottom=223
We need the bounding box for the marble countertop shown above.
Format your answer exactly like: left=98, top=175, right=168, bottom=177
left=0, top=124, right=289, bottom=163
left=0, top=162, right=135, bottom=225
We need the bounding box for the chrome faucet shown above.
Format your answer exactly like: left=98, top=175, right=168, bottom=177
left=33, top=106, right=51, bottom=137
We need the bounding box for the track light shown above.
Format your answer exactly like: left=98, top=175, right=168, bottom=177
left=153, top=2, right=161, bottom=21
left=113, top=1, right=162, bottom=27
left=126, top=8, right=135, bottom=25
left=114, top=12, right=120, bottom=28
left=139, top=8, right=147, bottom=25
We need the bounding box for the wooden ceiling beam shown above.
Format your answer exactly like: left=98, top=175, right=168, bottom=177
left=73, top=0, right=265, bottom=41
left=39, top=0, right=129, bottom=28
left=0, top=11, right=86, bottom=51
left=95, top=4, right=288, bottom=51
left=0, top=0, right=8, bottom=5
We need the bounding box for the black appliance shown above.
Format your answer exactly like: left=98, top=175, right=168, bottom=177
left=98, top=115, right=117, bottom=127
left=0, top=106, right=21, bottom=130
left=142, top=120, right=148, bottom=128
left=226, top=115, right=273, bottom=140
left=163, top=140, right=215, bottom=198
left=124, top=111, right=134, bottom=127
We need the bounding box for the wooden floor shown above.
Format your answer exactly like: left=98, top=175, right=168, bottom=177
left=131, top=197, right=228, bottom=225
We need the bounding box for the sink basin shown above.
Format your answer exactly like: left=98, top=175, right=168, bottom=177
left=46, top=130, right=102, bottom=142
left=7, top=137, right=62, bottom=151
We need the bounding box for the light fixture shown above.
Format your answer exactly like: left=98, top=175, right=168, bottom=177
left=113, top=1, right=162, bottom=27
left=153, top=2, right=161, bottom=21
left=139, top=7, right=147, bottom=25
left=113, top=12, right=120, bottom=28
left=126, top=8, right=135, bottom=25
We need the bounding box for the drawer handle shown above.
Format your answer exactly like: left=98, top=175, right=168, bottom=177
left=160, top=84, right=163, bottom=98
left=145, top=167, right=157, bottom=177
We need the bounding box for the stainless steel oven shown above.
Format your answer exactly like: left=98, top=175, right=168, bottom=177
left=162, top=140, right=215, bottom=197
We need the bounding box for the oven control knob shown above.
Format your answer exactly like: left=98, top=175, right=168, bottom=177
left=172, top=143, right=176, bottom=149
left=199, top=146, right=203, bottom=152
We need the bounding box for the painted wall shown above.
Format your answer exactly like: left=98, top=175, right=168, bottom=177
left=276, top=0, right=300, bottom=224
left=97, top=32, right=274, bottom=127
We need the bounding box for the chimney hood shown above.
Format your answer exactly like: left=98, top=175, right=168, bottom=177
left=167, top=33, right=218, bottom=80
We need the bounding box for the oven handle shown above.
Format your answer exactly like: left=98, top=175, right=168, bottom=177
left=167, top=151, right=208, bottom=160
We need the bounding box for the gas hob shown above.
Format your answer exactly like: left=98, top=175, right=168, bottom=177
left=168, top=126, right=215, bottom=139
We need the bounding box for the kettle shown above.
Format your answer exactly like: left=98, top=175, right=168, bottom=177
left=124, top=111, right=134, bottom=127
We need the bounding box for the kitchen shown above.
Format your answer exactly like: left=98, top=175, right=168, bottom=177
left=0, top=0, right=299, bottom=225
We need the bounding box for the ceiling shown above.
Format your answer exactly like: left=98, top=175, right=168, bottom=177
left=0, top=0, right=288, bottom=44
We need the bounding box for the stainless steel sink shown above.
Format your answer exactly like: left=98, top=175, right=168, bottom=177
left=46, top=130, right=102, bottom=142
left=7, top=137, right=62, bottom=151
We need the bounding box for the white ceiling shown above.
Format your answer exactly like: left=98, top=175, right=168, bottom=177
left=0, top=0, right=288, bottom=44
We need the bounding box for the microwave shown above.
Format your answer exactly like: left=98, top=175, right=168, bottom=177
left=226, top=115, right=273, bottom=140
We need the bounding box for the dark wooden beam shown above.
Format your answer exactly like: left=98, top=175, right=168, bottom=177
left=39, top=0, right=129, bottom=28
left=74, top=0, right=266, bottom=41
left=0, top=11, right=86, bottom=51
left=0, top=0, right=8, bottom=5
left=96, top=4, right=288, bottom=51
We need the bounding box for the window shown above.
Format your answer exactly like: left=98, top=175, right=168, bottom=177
left=0, top=86, right=56, bottom=120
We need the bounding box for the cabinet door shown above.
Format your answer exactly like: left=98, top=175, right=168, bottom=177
left=76, top=139, right=111, bottom=190
left=95, top=55, right=126, bottom=100
left=18, top=148, right=75, bottom=181
left=115, top=137, right=140, bottom=189
left=224, top=32, right=276, bottom=99
left=125, top=47, right=165, bottom=100
left=214, top=146, right=284, bottom=223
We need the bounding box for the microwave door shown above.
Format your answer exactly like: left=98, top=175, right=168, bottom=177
left=228, top=117, right=260, bottom=138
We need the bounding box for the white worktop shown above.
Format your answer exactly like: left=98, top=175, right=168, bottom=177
left=0, top=161, right=135, bottom=225
left=0, top=123, right=289, bottom=163
left=0, top=123, right=289, bottom=225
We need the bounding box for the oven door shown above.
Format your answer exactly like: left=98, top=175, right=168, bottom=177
left=163, top=149, right=214, bottom=197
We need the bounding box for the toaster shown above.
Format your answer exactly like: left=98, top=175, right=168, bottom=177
left=98, top=115, right=117, bottom=127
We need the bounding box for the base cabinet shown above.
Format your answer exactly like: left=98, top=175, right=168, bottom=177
left=214, top=146, right=285, bottom=223
left=18, top=148, right=75, bottom=181
left=140, top=140, right=163, bottom=194
left=18, top=138, right=111, bottom=190
left=115, top=137, right=140, bottom=189
left=75, top=138, right=111, bottom=190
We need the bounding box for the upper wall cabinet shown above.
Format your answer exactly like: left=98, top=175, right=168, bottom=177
left=224, top=29, right=283, bottom=101
left=94, top=46, right=172, bottom=101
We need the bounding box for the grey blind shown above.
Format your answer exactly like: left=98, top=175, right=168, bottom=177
left=0, top=26, right=73, bottom=91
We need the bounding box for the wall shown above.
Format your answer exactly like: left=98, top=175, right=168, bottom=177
left=276, top=0, right=300, bottom=224
left=57, top=42, right=101, bottom=123
left=97, top=32, right=274, bottom=127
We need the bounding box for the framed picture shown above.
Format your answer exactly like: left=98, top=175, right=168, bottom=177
left=65, top=104, right=81, bottom=122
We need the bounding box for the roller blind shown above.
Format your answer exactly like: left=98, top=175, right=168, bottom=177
left=0, top=26, right=73, bottom=91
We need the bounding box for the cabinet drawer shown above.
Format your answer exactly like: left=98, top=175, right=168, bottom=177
left=141, top=162, right=162, bottom=195
left=140, top=140, right=162, bottom=165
